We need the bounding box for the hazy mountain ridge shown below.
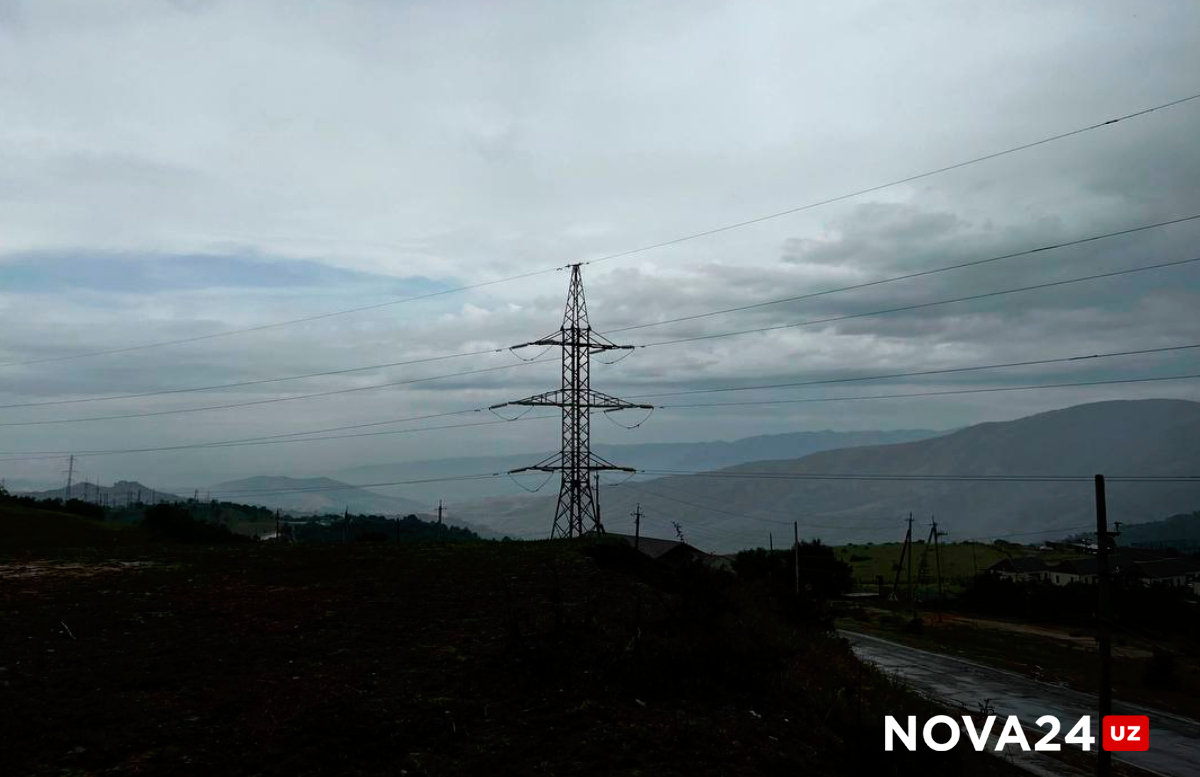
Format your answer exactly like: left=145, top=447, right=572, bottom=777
left=331, top=428, right=944, bottom=504
left=205, top=476, right=426, bottom=517
left=455, top=400, right=1200, bottom=551
left=17, top=479, right=180, bottom=504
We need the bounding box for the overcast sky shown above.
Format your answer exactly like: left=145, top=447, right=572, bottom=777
left=2, top=0, right=1199, bottom=493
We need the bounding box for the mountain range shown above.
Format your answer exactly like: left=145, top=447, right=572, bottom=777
left=17, top=479, right=179, bottom=505
left=329, top=428, right=943, bottom=505
left=449, top=400, right=1200, bottom=551
left=205, top=476, right=426, bottom=517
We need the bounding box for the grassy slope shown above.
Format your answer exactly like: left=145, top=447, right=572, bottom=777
left=0, top=502, right=142, bottom=551
left=0, top=541, right=1023, bottom=777
left=835, top=542, right=1080, bottom=590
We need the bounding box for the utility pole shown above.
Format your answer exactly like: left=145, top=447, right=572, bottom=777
left=64, top=455, right=75, bottom=501
left=343, top=507, right=350, bottom=544
left=926, top=516, right=946, bottom=622
left=932, top=518, right=945, bottom=602
left=769, top=532, right=773, bottom=552
left=908, top=513, right=914, bottom=616
left=1095, top=474, right=1117, bottom=777
left=490, top=264, right=651, bottom=538
left=437, top=499, right=444, bottom=541
left=890, top=514, right=914, bottom=604
left=632, top=503, right=642, bottom=550
left=275, top=509, right=280, bottom=541
left=793, top=521, right=800, bottom=598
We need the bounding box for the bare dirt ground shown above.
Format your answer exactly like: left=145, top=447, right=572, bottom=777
left=0, top=560, right=159, bottom=581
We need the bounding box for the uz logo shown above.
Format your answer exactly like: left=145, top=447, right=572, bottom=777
left=1103, top=715, right=1149, bottom=752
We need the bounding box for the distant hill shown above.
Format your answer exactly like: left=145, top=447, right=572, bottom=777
left=1118, top=509, right=1200, bottom=549
left=331, top=428, right=943, bottom=504
left=206, top=476, right=426, bottom=517
left=458, top=400, right=1200, bottom=551
left=17, top=479, right=180, bottom=506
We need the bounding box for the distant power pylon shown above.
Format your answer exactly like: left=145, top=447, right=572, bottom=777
left=63, top=455, right=75, bottom=501
left=491, top=263, right=651, bottom=538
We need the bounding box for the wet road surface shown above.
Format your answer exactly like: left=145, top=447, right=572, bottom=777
left=844, top=630, right=1200, bottom=777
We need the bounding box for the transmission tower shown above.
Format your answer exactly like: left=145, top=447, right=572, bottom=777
left=491, top=264, right=651, bottom=538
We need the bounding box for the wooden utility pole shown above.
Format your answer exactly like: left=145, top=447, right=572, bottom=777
left=931, top=517, right=945, bottom=600
left=343, top=507, right=350, bottom=543
left=793, top=521, right=800, bottom=597
left=891, top=514, right=914, bottom=604
left=632, top=503, right=642, bottom=550
left=1095, top=474, right=1114, bottom=777
left=906, top=514, right=915, bottom=615
left=930, top=516, right=946, bottom=622
left=437, top=499, right=444, bottom=541
left=768, top=532, right=773, bottom=552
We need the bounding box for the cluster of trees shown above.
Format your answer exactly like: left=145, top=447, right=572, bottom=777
left=730, top=541, right=854, bottom=629
left=0, top=486, right=106, bottom=521
left=732, top=541, right=854, bottom=598
left=141, top=503, right=248, bottom=544
left=287, top=513, right=479, bottom=543
left=960, top=572, right=1199, bottom=641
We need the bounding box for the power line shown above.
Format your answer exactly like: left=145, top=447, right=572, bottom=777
left=0, top=266, right=566, bottom=369
left=654, top=373, right=1200, bottom=410
left=5, top=356, right=1196, bottom=461
left=0, top=358, right=555, bottom=428
left=613, top=479, right=897, bottom=531
left=208, top=472, right=507, bottom=498
left=7, top=243, right=1195, bottom=425
left=582, top=92, right=1200, bottom=267
left=636, top=469, right=1200, bottom=483
left=12, top=212, right=1191, bottom=413
left=0, top=407, right=482, bottom=456
left=638, top=255, right=1200, bottom=348
left=0, top=347, right=510, bottom=410
left=0, top=414, right=559, bottom=463
left=603, top=213, right=1200, bottom=335
left=627, top=343, right=1200, bottom=400
left=5, top=93, right=1196, bottom=370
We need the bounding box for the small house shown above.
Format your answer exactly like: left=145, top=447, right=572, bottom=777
left=985, top=556, right=1048, bottom=582
left=1123, top=557, right=1200, bottom=589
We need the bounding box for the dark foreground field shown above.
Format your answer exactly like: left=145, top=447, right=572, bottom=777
left=0, top=530, right=1021, bottom=776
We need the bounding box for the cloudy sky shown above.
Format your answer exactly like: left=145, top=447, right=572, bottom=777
left=1, top=0, right=1199, bottom=493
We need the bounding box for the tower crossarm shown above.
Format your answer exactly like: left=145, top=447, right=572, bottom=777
left=490, top=389, right=653, bottom=411
left=510, top=334, right=635, bottom=353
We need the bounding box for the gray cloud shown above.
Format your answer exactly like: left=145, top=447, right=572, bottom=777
left=1, top=0, right=1198, bottom=491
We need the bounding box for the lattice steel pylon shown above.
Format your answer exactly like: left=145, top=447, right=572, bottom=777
left=491, top=264, right=651, bottom=538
